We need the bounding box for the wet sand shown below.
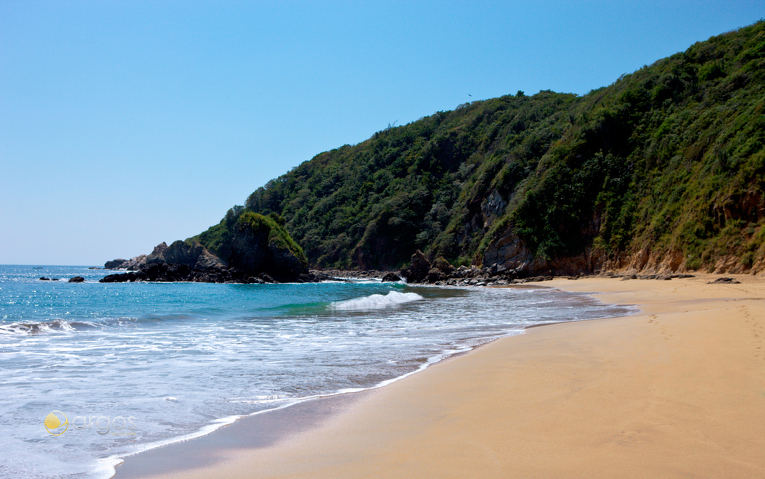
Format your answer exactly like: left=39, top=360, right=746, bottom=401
left=115, top=274, right=765, bottom=478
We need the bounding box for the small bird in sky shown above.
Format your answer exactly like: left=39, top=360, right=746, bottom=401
left=468, top=94, right=472, bottom=96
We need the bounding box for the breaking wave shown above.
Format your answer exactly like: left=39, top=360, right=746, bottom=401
left=329, top=291, right=424, bottom=310
left=0, top=319, right=99, bottom=334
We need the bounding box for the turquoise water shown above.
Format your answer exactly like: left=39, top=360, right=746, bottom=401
left=0, top=265, right=635, bottom=478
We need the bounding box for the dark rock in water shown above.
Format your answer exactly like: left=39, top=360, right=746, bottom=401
left=400, top=250, right=431, bottom=283
left=104, top=259, right=127, bottom=270
left=306, top=270, right=346, bottom=282
left=88, top=267, right=101, bottom=270
left=102, top=264, right=227, bottom=284
left=100, top=272, right=138, bottom=283
left=100, top=263, right=283, bottom=284
left=381, top=272, right=401, bottom=282
left=68, top=276, right=85, bottom=283
left=708, top=277, right=741, bottom=284
left=39, top=277, right=50, bottom=281
left=258, top=273, right=276, bottom=283
left=51, top=278, right=59, bottom=281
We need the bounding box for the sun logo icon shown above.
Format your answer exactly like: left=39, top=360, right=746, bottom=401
left=44, top=411, right=68, bottom=436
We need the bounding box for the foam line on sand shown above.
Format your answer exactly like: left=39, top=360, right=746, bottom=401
left=116, top=274, right=765, bottom=478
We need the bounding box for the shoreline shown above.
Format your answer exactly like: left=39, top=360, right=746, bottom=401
left=110, top=286, right=537, bottom=479
left=110, top=282, right=609, bottom=478
left=114, top=273, right=765, bottom=478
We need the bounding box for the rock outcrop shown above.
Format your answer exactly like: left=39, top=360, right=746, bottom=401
left=104, top=255, right=148, bottom=271
left=100, top=263, right=329, bottom=284
left=104, top=259, right=127, bottom=269
left=482, top=230, right=602, bottom=277
left=145, top=241, right=227, bottom=270
left=101, top=213, right=310, bottom=284
left=227, top=214, right=308, bottom=281
left=400, top=250, right=432, bottom=283
left=401, top=251, right=481, bottom=284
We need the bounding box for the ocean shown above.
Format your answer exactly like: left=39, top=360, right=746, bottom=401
left=0, top=265, right=635, bottom=478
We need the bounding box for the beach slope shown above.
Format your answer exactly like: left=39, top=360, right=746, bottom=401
left=117, top=275, right=765, bottom=478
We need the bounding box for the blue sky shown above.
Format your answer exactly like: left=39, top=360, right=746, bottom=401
left=1, top=0, right=763, bottom=265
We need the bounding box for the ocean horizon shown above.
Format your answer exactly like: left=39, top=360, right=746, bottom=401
left=0, top=264, right=635, bottom=479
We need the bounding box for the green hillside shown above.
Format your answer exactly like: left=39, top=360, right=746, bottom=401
left=230, top=21, right=765, bottom=273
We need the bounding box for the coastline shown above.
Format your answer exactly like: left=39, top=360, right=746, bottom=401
left=115, top=274, right=765, bottom=478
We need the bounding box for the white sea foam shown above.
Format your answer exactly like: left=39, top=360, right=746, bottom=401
left=330, top=291, right=424, bottom=310
left=0, top=264, right=639, bottom=479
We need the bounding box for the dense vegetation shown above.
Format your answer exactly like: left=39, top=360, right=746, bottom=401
left=214, top=22, right=765, bottom=272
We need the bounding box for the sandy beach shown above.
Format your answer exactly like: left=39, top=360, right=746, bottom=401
left=115, top=274, right=765, bottom=478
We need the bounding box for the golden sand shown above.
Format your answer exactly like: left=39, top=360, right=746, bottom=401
left=118, top=274, right=765, bottom=478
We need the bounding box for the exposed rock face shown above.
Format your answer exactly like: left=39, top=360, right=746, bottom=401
left=401, top=251, right=464, bottom=283
left=480, top=190, right=507, bottom=229
left=68, top=276, right=85, bottom=283
left=400, top=250, right=432, bottom=283
left=381, top=272, right=401, bottom=282
left=122, top=255, right=148, bottom=271
left=104, top=259, right=127, bottom=269
left=482, top=231, right=599, bottom=277
left=196, top=249, right=227, bottom=270
left=145, top=241, right=227, bottom=270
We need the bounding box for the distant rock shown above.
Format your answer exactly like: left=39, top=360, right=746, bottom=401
left=104, top=259, right=127, bottom=270
left=381, top=272, right=401, bottom=282
left=122, top=255, right=148, bottom=271
left=88, top=267, right=101, bottom=270
left=68, top=276, right=85, bottom=283
left=39, top=277, right=50, bottom=281
left=145, top=241, right=227, bottom=271
left=104, top=256, right=147, bottom=270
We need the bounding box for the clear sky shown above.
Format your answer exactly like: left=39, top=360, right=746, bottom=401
left=1, top=0, right=763, bottom=265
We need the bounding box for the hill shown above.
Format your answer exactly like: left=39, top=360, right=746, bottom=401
left=209, top=21, right=765, bottom=275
